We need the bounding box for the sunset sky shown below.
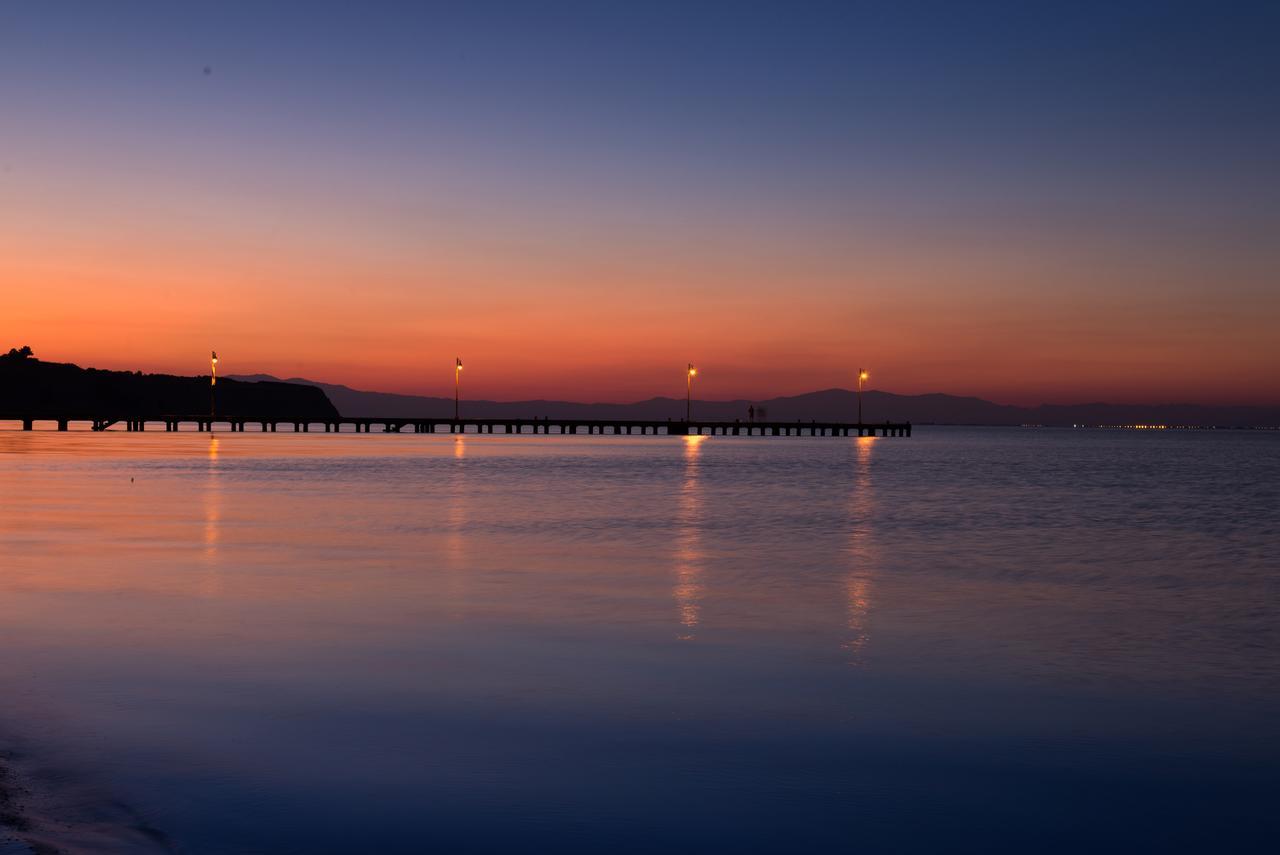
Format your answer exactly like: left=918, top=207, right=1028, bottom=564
left=3, top=2, right=1277, bottom=405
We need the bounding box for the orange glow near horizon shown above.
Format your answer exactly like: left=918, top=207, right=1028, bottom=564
left=7, top=246, right=1275, bottom=405
left=4, top=142, right=1277, bottom=407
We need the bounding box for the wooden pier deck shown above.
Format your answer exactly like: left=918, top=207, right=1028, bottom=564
left=2, top=415, right=911, bottom=437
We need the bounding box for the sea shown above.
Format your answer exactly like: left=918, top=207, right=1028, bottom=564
left=0, top=426, right=1277, bottom=853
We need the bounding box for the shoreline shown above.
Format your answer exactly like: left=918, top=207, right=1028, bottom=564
left=0, top=753, right=40, bottom=855
left=0, top=748, right=172, bottom=855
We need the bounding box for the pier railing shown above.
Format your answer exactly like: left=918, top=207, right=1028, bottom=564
left=1, top=415, right=910, bottom=437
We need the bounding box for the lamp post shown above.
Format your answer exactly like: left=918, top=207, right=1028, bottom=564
left=686, top=363, right=697, bottom=421
left=211, top=350, right=218, bottom=432
left=454, top=357, right=463, bottom=421
left=857, top=368, right=868, bottom=424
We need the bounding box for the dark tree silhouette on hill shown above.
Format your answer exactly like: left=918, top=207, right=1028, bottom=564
left=4, top=345, right=34, bottom=360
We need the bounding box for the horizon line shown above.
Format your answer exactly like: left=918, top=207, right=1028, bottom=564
left=7, top=349, right=1278, bottom=411
left=226, top=372, right=1280, bottom=412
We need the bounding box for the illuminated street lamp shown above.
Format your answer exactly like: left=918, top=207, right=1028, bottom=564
left=686, top=363, right=697, bottom=421
left=857, top=368, right=868, bottom=424
left=211, top=350, right=218, bottom=432
left=454, top=357, right=463, bottom=421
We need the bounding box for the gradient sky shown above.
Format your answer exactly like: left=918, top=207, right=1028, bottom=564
left=2, top=1, right=1277, bottom=404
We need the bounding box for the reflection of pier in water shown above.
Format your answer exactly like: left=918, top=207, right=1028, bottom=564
left=674, top=435, right=706, bottom=639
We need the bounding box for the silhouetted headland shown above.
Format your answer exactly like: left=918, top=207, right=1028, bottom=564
left=0, top=347, right=338, bottom=422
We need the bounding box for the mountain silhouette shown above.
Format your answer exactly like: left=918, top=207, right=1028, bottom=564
left=231, top=374, right=1280, bottom=428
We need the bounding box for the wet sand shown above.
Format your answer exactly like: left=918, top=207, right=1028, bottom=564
left=0, top=750, right=171, bottom=855
left=0, top=753, right=45, bottom=855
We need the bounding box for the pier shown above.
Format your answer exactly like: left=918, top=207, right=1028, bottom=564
left=1, top=415, right=911, bottom=437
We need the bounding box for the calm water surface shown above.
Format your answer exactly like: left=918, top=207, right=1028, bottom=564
left=1, top=427, right=1277, bottom=852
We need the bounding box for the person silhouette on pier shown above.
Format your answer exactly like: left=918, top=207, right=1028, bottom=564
left=748, top=404, right=755, bottom=422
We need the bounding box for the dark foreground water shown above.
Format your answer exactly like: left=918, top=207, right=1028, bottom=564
left=1, top=427, right=1277, bottom=853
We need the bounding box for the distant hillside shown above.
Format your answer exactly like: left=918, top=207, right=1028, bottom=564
left=1, top=349, right=338, bottom=418
left=230, top=374, right=1280, bottom=427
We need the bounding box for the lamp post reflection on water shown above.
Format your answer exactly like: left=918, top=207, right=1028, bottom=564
left=845, top=435, right=877, bottom=663
left=201, top=434, right=223, bottom=596
left=675, top=434, right=706, bottom=638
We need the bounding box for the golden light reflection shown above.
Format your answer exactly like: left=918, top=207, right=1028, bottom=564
left=674, top=434, right=706, bottom=639
left=200, top=435, right=223, bottom=597
left=446, top=436, right=469, bottom=574
left=844, top=435, right=876, bottom=664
